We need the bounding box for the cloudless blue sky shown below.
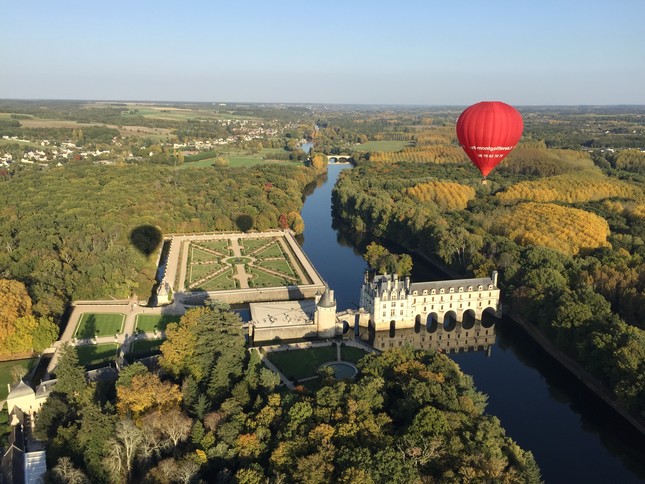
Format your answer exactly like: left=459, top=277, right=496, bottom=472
left=1, top=0, right=644, bottom=105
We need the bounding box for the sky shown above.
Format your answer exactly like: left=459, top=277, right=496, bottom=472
left=1, top=0, right=644, bottom=105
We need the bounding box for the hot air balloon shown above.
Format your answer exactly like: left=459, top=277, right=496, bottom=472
left=456, top=101, right=523, bottom=182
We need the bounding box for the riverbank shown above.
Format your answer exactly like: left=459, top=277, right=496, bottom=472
left=406, top=246, right=645, bottom=436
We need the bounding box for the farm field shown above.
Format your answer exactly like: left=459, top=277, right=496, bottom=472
left=180, top=148, right=294, bottom=169
left=75, top=313, right=125, bottom=338
left=352, top=140, right=414, bottom=152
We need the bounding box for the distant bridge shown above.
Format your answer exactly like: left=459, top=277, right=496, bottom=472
left=326, top=155, right=351, bottom=163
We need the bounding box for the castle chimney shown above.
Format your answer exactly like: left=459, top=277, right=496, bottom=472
left=492, top=270, right=498, bottom=287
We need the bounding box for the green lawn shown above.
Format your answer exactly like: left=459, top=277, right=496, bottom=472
left=0, top=358, right=37, bottom=400
left=341, top=346, right=370, bottom=364
left=265, top=346, right=338, bottom=381
left=257, top=259, right=295, bottom=277
left=239, top=237, right=275, bottom=253
left=195, top=240, right=231, bottom=254
left=76, top=344, right=118, bottom=367
left=189, top=262, right=221, bottom=282
left=253, top=242, right=284, bottom=258
left=128, top=338, right=165, bottom=356
left=199, top=269, right=237, bottom=291
left=135, top=314, right=181, bottom=332
left=75, top=313, right=125, bottom=338
left=191, top=247, right=220, bottom=262
left=248, top=268, right=290, bottom=287
left=352, top=140, right=414, bottom=152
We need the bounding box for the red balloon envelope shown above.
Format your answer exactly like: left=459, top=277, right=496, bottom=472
left=456, top=101, right=523, bottom=177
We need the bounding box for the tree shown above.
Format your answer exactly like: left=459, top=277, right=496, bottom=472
left=54, top=343, right=88, bottom=402
left=160, top=306, right=246, bottom=399
left=0, top=279, right=33, bottom=353
left=286, top=211, right=305, bottom=234
left=116, top=371, right=182, bottom=417
left=104, top=418, right=143, bottom=482
left=32, top=315, right=59, bottom=352
left=52, top=456, right=89, bottom=484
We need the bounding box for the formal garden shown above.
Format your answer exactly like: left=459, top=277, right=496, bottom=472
left=184, top=235, right=306, bottom=291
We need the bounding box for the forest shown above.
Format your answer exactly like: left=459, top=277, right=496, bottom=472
left=332, top=141, right=645, bottom=419
left=34, top=304, right=541, bottom=483
left=0, top=162, right=321, bottom=357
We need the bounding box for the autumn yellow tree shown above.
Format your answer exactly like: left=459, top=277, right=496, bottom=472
left=116, top=371, right=182, bottom=417
left=496, top=173, right=641, bottom=204
left=494, top=203, right=610, bottom=255
left=406, top=181, right=475, bottom=211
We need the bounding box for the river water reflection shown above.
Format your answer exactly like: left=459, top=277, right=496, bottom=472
left=300, top=163, right=645, bottom=483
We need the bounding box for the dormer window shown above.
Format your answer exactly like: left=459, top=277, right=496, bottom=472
left=413, top=291, right=418, bottom=296
left=449, top=288, right=454, bottom=293
left=431, top=289, right=436, bottom=295
left=423, top=290, right=428, bottom=295
left=440, top=288, right=445, bottom=294
left=488, top=284, right=493, bottom=289
left=459, top=287, right=463, bottom=292
left=478, top=285, right=483, bottom=291
left=468, top=286, right=473, bottom=291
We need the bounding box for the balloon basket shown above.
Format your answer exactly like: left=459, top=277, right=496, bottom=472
left=481, top=178, right=488, bottom=185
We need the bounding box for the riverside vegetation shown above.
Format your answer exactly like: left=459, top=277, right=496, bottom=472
left=2, top=102, right=644, bottom=480
left=333, top=141, right=645, bottom=420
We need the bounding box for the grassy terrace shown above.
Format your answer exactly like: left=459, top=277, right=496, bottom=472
left=128, top=339, right=165, bottom=358
left=265, top=346, right=338, bottom=381
left=135, top=314, right=181, bottom=332
left=0, top=358, right=37, bottom=400
left=77, top=343, right=118, bottom=368
left=75, top=313, right=125, bottom=338
left=264, top=345, right=370, bottom=382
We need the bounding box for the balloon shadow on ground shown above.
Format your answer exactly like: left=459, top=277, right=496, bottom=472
left=235, top=215, right=254, bottom=232
left=129, top=225, right=163, bottom=258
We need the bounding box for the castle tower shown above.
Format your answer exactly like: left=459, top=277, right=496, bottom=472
left=315, top=285, right=337, bottom=338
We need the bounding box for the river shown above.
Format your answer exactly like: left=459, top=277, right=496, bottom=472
left=300, top=163, right=645, bottom=483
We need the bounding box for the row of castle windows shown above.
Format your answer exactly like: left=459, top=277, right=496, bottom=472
left=381, top=300, right=494, bottom=318
left=383, top=292, right=493, bottom=311
left=380, top=286, right=495, bottom=301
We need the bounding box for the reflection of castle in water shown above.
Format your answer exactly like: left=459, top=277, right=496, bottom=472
left=357, top=320, right=497, bottom=356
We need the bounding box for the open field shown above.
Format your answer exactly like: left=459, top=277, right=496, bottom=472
left=265, top=346, right=338, bottom=380
left=19, top=118, right=104, bottom=129
left=118, top=103, right=263, bottom=122
left=352, top=140, right=414, bottom=152
left=75, top=313, right=125, bottom=338
left=77, top=344, right=118, bottom=368
left=0, top=358, right=37, bottom=400
left=135, top=314, right=181, bottom=332
left=180, top=148, right=293, bottom=169
left=0, top=138, right=44, bottom=149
